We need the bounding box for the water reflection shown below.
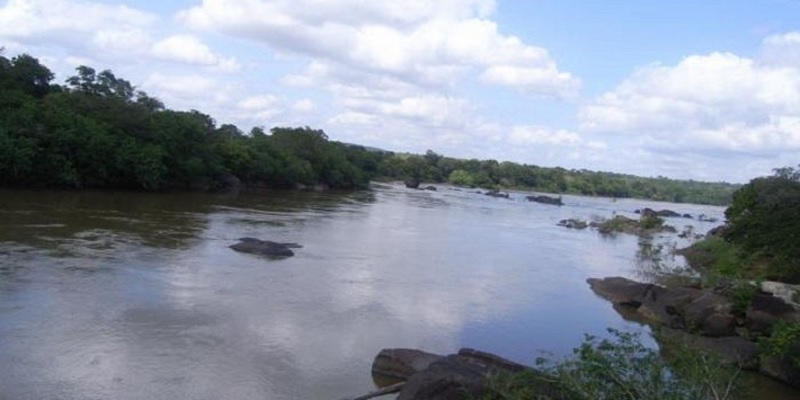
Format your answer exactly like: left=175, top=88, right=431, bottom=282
left=0, top=185, right=796, bottom=399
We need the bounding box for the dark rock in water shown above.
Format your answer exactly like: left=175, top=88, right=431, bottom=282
left=424, top=185, right=437, bottom=191
left=484, top=190, right=510, bottom=199
left=405, top=179, right=421, bottom=189
left=229, top=237, right=301, bottom=258
left=683, top=213, right=693, bottom=219
left=372, top=348, right=563, bottom=400
left=558, top=218, right=588, bottom=229
left=698, top=214, right=720, bottom=223
left=637, top=208, right=682, bottom=218
left=526, top=195, right=562, bottom=206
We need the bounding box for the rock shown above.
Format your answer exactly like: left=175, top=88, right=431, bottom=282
left=760, top=345, right=800, bottom=389
left=397, top=355, right=489, bottom=400
left=587, top=277, right=664, bottom=307
left=526, top=195, right=563, bottom=206
left=761, top=281, right=800, bottom=309
left=424, top=185, right=437, bottom=191
left=706, top=225, right=728, bottom=237
left=657, top=209, right=682, bottom=218
left=636, top=208, right=682, bottom=218
left=229, top=237, right=301, bottom=257
left=682, top=292, right=736, bottom=337
left=557, top=218, right=588, bottom=229
left=587, top=277, right=736, bottom=337
left=683, top=213, right=693, bottom=219
left=405, top=179, right=421, bottom=189
left=656, top=327, right=759, bottom=369
left=484, top=190, right=510, bottom=199
left=372, top=348, right=442, bottom=385
left=376, top=348, right=563, bottom=400
left=698, top=214, right=720, bottom=223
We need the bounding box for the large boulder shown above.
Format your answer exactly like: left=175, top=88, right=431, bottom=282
left=372, top=348, right=563, bottom=400
left=587, top=277, right=736, bottom=337
left=656, top=327, right=759, bottom=369
left=526, top=195, right=563, bottom=206
left=229, top=237, right=301, bottom=257
left=397, top=355, right=487, bottom=400
left=372, top=348, right=442, bottom=385
left=405, top=179, right=421, bottom=189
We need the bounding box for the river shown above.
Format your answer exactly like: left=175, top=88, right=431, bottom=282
left=0, top=184, right=796, bottom=399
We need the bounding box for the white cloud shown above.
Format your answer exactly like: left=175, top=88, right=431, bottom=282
left=580, top=51, right=800, bottom=153
left=0, top=0, right=156, bottom=40
left=509, top=126, right=581, bottom=146
left=151, top=35, right=240, bottom=72
left=577, top=35, right=800, bottom=181
left=292, top=99, right=315, bottom=113
left=177, top=0, right=578, bottom=97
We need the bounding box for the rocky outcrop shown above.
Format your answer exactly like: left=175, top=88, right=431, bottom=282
left=368, top=348, right=563, bottom=400
left=526, top=195, right=563, bottom=206
left=588, top=276, right=800, bottom=387
left=229, top=237, right=301, bottom=258
left=557, top=218, right=588, bottom=229
left=635, top=208, right=685, bottom=218
left=405, top=179, right=421, bottom=189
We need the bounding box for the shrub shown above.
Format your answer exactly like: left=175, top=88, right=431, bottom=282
left=483, top=329, right=743, bottom=400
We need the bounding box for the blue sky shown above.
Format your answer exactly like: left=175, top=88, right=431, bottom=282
left=2, top=0, right=799, bottom=182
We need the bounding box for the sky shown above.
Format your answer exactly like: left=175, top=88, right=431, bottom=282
left=1, top=0, right=799, bottom=183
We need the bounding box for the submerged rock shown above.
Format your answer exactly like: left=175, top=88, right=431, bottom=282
left=229, top=237, right=301, bottom=258
left=558, top=218, right=588, bottom=229
left=526, top=195, right=563, bottom=206
left=484, top=190, right=510, bottom=199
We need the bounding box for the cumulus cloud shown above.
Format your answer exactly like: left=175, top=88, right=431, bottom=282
left=578, top=34, right=800, bottom=181
left=0, top=0, right=239, bottom=73
left=151, top=35, right=240, bottom=72
left=580, top=51, right=800, bottom=151
left=178, top=0, right=579, bottom=97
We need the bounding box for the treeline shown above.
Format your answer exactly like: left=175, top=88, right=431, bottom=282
left=377, top=151, right=738, bottom=205
left=1, top=52, right=737, bottom=204
left=0, top=53, right=382, bottom=191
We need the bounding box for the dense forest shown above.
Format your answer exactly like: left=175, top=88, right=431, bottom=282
left=0, top=52, right=738, bottom=205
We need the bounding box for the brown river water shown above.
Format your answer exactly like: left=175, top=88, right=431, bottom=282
left=0, top=184, right=796, bottom=399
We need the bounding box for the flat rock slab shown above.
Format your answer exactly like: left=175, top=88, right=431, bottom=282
left=229, top=237, right=302, bottom=258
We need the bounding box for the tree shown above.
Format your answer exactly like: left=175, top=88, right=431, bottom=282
left=724, top=167, right=800, bottom=281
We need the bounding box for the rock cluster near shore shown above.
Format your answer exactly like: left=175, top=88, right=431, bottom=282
left=365, top=348, right=561, bottom=400
left=587, top=276, right=800, bottom=387
left=229, top=237, right=302, bottom=257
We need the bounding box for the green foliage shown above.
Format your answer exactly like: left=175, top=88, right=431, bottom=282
left=0, top=52, right=385, bottom=191
left=449, top=169, right=476, bottom=187
left=725, top=282, right=759, bottom=316
left=640, top=215, right=665, bottom=230
left=485, top=329, right=742, bottom=400
left=758, top=321, right=800, bottom=367
left=682, top=237, right=743, bottom=277
left=723, top=170, right=800, bottom=282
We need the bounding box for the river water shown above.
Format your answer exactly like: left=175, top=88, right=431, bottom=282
left=0, top=184, right=796, bottom=399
